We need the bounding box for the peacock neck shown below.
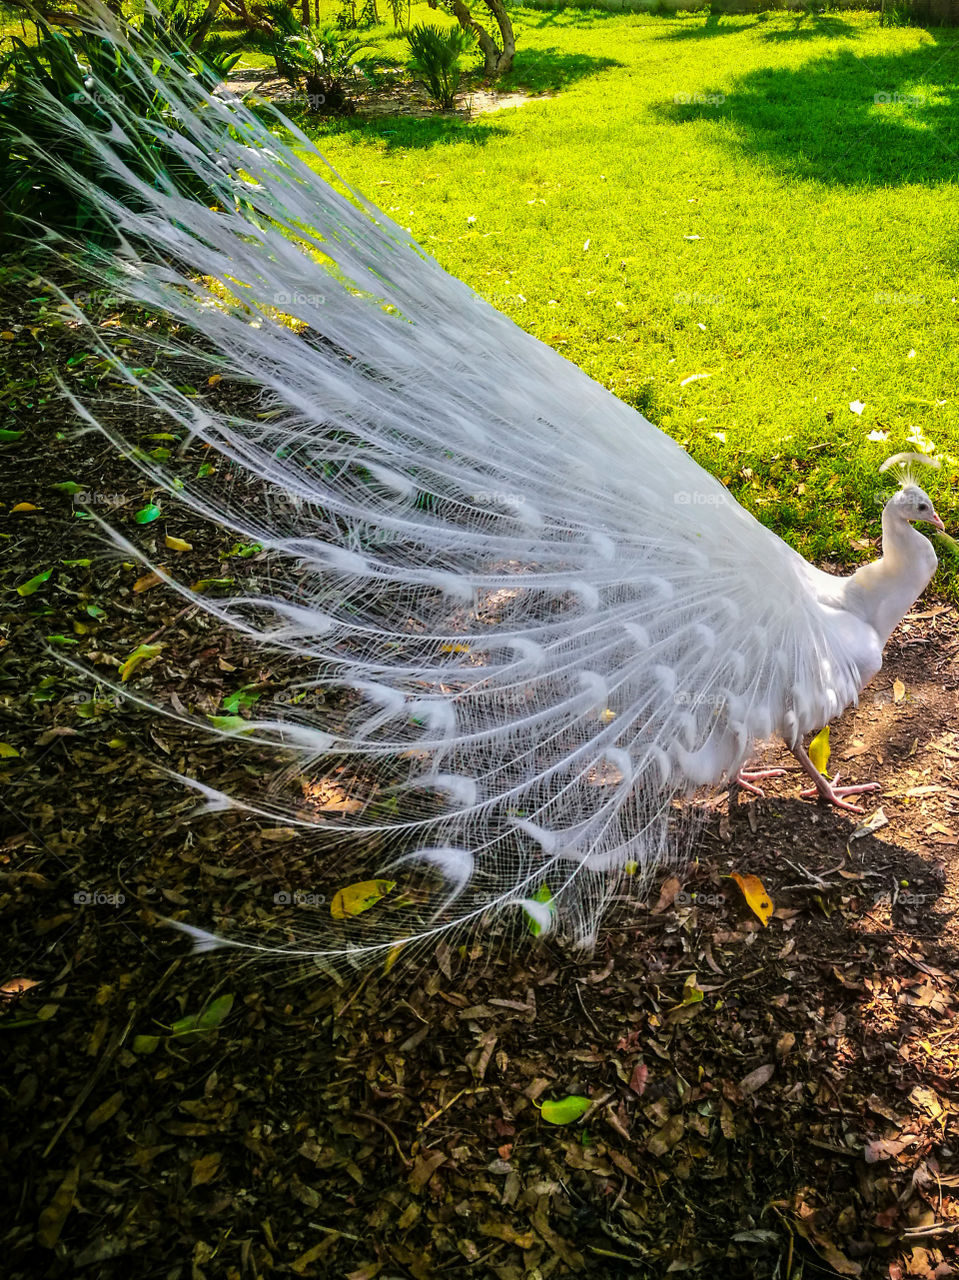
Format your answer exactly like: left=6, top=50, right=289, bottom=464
left=844, top=504, right=938, bottom=648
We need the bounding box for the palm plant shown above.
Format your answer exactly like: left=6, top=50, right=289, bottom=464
left=405, top=21, right=475, bottom=110
left=281, top=24, right=374, bottom=112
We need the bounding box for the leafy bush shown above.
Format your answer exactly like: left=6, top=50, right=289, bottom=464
left=0, top=19, right=241, bottom=247
left=405, top=22, right=475, bottom=110
left=281, top=23, right=374, bottom=112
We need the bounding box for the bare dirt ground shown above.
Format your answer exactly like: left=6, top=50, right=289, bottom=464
left=2, top=274, right=959, bottom=1280
left=226, top=64, right=547, bottom=119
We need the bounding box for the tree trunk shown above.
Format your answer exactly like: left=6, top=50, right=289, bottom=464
left=480, top=0, right=514, bottom=76
left=189, top=0, right=223, bottom=49
left=431, top=0, right=515, bottom=81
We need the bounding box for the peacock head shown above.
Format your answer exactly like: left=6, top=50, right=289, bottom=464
left=879, top=452, right=945, bottom=532
left=887, top=483, right=945, bottom=532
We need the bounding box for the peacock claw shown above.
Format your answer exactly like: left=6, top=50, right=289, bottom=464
left=798, top=773, right=881, bottom=814
left=735, top=766, right=787, bottom=798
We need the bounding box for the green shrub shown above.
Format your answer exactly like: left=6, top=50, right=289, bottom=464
left=405, top=22, right=475, bottom=110
left=282, top=23, right=374, bottom=111
left=0, top=19, right=240, bottom=247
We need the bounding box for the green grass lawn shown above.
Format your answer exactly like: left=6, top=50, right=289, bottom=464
left=4, top=3, right=956, bottom=576
left=236, top=6, right=959, bottom=574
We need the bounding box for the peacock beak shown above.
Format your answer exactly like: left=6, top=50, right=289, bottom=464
left=931, top=511, right=946, bottom=533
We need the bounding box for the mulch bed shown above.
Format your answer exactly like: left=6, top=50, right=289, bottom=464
left=3, top=268, right=959, bottom=1280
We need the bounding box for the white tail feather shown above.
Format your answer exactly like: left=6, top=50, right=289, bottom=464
left=22, top=27, right=875, bottom=969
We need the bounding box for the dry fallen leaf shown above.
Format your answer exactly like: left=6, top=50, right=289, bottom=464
left=729, top=872, right=773, bottom=926
left=740, top=1063, right=775, bottom=1095
left=651, top=876, right=681, bottom=915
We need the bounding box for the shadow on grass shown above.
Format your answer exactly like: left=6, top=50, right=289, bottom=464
left=523, top=3, right=648, bottom=26
left=654, top=35, right=959, bottom=186
left=655, top=8, right=859, bottom=40
left=499, top=46, right=625, bottom=93
left=653, top=11, right=749, bottom=40
left=757, top=9, right=861, bottom=39
left=283, top=105, right=509, bottom=149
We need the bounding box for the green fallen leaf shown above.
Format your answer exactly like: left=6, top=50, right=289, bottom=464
left=540, top=1095, right=591, bottom=1125
left=170, top=993, right=234, bottom=1036
left=132, top=1034, right=161, bottom=1054
left=221, top=541, right=263, bottom=560
left=0, top=743, right=20, bottom=758
left=330, top=879, right=396, bottom=919
left=0, top=429, right=25, bottom=442
left=222, top=685, right=261, bottom=714
left=525, top=882, right=555, bottom=937
left=119, top=642, right=163, bottom=682
left=680, top=974, right=704, bottom=1006
left=31, top=676, right=57, bottom=703
left=207, top=714, right=251, bottom=732
left=62, top=558, right=92, bottom=567
left=134, top=503, right=161, bottom=525
left=17, top=568, right=52, bottom=597
left=50, top=481, right=83, bottom=496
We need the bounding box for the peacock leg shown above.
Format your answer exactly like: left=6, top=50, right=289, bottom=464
left=735, top=764, right=787, bottom=797
left=789, top=742, right=880, bottom=814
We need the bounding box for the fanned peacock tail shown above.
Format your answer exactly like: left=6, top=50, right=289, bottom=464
left=19, top=23, right=868, bottom=968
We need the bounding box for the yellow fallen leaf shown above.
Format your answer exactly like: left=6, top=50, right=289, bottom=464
left=37, top=1165, right=79, bottom=1248
left=119, top=642, right=163, bottom=682
left=384, top=939, right=409, bottom=973
left=0, top=331, right=15, bottom=342
left=680, top=973, right=704, bottom=1006
left=191, top=1152, right=222, bottom=1187
left=11, top=502, right=37, bottom=512
left=0, top=742, right=20, bottom=758
left=330, top=878, right=396, bottom=919
left=439, top=642, right=470, bottom=654
left=730, top=872, right=773, bottom=926
left=808, top=725, right=831, bottom=777
left=133, top=569, right=166, bottom=594
left=207, top=373, right=222, bottom=386
left=165, top=535, right=193, bottom=552
left=893, top=678, right=906, bottom=704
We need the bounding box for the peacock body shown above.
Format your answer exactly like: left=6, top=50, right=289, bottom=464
left=22, top=33, right=944, bottom=965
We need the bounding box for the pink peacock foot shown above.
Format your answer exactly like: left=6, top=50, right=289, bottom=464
left=798, top=773, right=881, bottom=815
left=735, top=765, right=787, bottom=798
